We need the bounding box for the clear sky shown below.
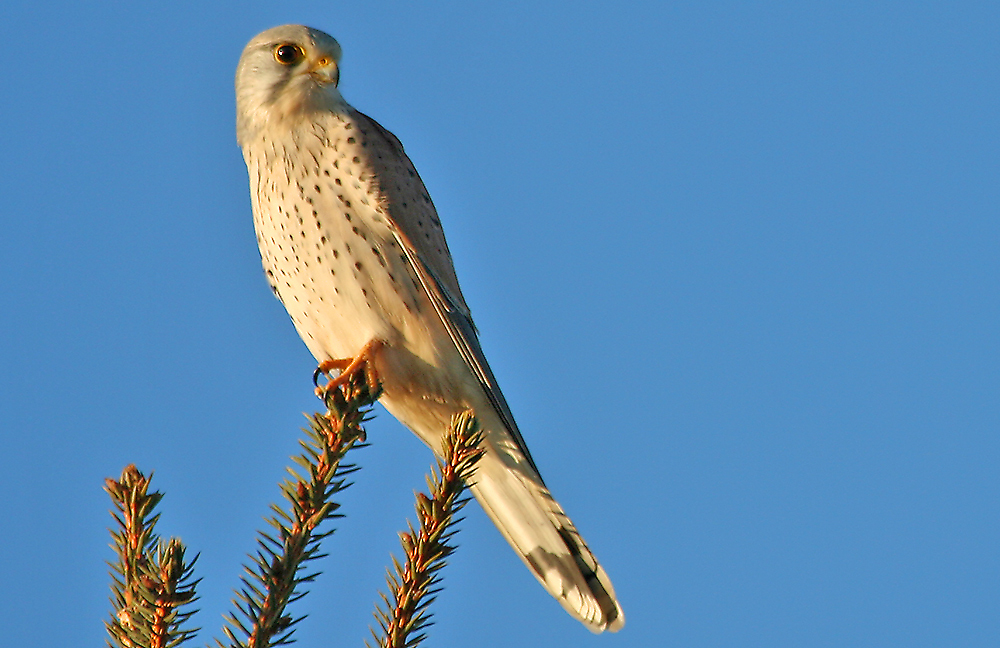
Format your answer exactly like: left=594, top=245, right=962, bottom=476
left=1, top=2, right=998, bottom=646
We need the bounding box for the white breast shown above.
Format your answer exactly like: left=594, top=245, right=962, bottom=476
left=243, top=113, right=438, bottom=366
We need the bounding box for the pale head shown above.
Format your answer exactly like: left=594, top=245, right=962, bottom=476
left=235, top=25, right=346, bottom=145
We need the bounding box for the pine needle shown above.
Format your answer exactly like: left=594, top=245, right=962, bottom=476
left=216, top=371, right=379, bottom=648
left=105, top=466, right=200, bottom=648
left=369, top=410, right=484, bottom=648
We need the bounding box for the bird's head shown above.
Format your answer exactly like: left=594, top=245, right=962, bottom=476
left=236, top=25, right=345, bottom=145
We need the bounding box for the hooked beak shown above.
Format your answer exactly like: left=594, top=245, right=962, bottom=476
left=309, top=56, right=340, bottom=86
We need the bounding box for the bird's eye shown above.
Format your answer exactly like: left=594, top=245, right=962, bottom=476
left=274, top=44, right=305, bottom=65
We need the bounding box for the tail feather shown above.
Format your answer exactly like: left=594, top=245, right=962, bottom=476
left=469, top=442, right=625, bottom=632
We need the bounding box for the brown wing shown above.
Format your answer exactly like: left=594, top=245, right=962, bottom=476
left=354, top=109, right=543, bottom=478
left=351, top=110, right=469, bottom=312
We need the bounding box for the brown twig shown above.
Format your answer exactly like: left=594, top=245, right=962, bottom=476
left=105, top=466, right=199, bottom=648
left=218, top=371, right=378, bottom=648
left=370, top=410, right=484, bottom=648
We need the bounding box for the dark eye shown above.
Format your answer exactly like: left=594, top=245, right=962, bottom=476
left=274, top=44, right=304, bottom=65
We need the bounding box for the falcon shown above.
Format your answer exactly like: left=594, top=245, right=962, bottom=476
left=235, top=24, right=624, bottom=632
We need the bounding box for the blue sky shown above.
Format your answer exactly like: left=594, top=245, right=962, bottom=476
left=2, top=1, right=998, bottom=646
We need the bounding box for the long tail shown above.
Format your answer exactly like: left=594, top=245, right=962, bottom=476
left=468, top=439, right=625, bottom=632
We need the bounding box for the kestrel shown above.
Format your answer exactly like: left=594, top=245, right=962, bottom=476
left=236, top=25, right=623, bottom=632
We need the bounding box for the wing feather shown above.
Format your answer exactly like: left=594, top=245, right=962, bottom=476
left=356, top=110, right=542, bottom=477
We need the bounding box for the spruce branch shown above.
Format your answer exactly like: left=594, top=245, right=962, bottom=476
left=104, top=371, right=479, bottom=648
left=105, top=465, right=200, bottom=648
left=370, top=410, right=485, bottom=648
left=217, top=372, right=380, bottom=648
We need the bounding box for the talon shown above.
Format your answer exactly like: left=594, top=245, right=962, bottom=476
left=314, top=340, right=383, bottom=398
left=313, top=358, right=351, bottom=387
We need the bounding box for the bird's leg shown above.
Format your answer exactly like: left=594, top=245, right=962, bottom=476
left=313, top=339, right=383, bottom=397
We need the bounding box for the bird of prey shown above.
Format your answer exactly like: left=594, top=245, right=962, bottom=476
left=235, top=24, right=623, bottom=632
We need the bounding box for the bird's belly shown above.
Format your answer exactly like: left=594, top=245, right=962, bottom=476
left=252, top=181, right=479, bottom=447
left=255, top=198, right=429, bottom=350
left=247, top=127, right=482, bottom=451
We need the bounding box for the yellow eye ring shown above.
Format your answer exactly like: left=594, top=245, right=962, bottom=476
left=274, top=44, right=305, bottom=65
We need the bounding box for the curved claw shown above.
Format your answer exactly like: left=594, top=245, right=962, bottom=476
left=313, top=340, right=383, bottom=398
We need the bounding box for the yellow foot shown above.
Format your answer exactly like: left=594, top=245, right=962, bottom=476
left=313, top=339, right=383, bottom=398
